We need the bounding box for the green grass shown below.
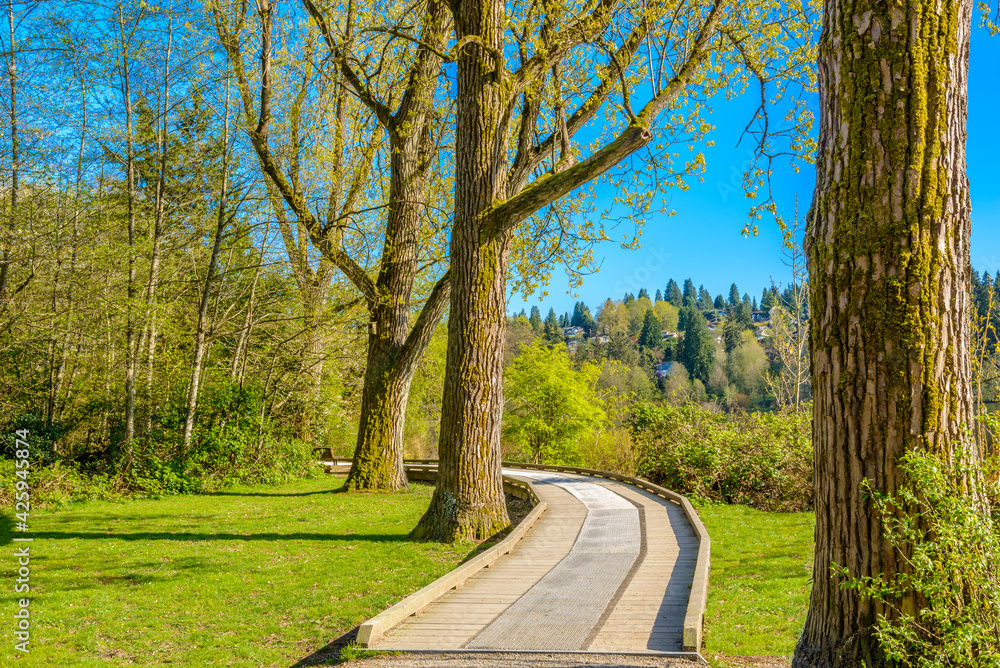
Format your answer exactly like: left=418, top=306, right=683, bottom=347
left=696, top=503, right=814, bottom=662
left=0, top=477, right=470, bottom=667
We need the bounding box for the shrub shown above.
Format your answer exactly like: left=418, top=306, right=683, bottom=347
left=0, top=459, right=129, bottom=509
left=628, top=401, right=812, bottom=511
left=0, top=413, right=67, bottom=463
left=838, top=446, right=1000, bottom=667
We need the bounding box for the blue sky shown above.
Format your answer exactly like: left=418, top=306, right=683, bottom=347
left=510, top=24, right=1000, bottom=317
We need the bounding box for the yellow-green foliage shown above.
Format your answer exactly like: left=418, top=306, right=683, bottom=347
left=629, top=401, right=812, bottom=511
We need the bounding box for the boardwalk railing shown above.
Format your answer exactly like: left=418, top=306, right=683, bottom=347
left=331, top=458, right=710, bottom=653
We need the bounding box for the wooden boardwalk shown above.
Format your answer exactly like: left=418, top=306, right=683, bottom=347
left=372, top=469, right=700, bottom=654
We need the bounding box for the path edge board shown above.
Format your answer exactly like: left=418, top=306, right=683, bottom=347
left=403, top=459, right=711, bottom=653
left=355, top=466, right=546, bottom=648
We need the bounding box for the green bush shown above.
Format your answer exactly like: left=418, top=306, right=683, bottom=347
left=0, top=459, right=128, bottom=509
left=186, top=381, right=316, bottom=487
left=628, top=401, right=812, bottom=511
left=0, top=413, right=67, bottom=463
left=838, top=446, right=1000, bottom=667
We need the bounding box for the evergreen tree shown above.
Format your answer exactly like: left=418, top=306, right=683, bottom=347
left=714, top=294, right=725, bottom=310
left=752, top=296, right=758, bottom=311
left=559, top=312, right=570, bottom=327
left=542, top=308, right=563, bottom=344
left=638, top=310, right=662, bottom=350
left=665, top=279, right=683, bottom=307
left=761, top=286, right=779, bottom=310
left=679, top=305, right=714, bottom=383
left=742, top=293, right=751, bottom=309
left=728, top=283, right=740, bottom=307
left=638, top=287, right=649, bottom=300
left=529, top=305, right=542, bottom=333
left=571, top=302, right=583, bottom=327
left=655, top=289, right=663, bottom=302
left=722, top=302, right=753, bottom=353
left=623, top=292, right=635, bottom=304
left=682, top=278, right=697, bottom=304
left=698, top=285, right=713, bottom=310
left=578, top=304, right=597, bottom=336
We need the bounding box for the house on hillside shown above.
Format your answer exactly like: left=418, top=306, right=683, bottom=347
left=562, top=325, right=584, bottom=336
left=593, top=335, right=610, bottom=344
left=655, top=362, right=674, bottom=379
left=567, top=339, right=581, bottom=352
left=661, top=331, right=677, bottom=339
left=751, top=310, right=770, bottom=324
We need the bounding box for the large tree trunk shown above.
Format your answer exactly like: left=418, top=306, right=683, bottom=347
left=347, top=341, right=413, bottom=490
left=214, top=0, right=450, bottom=491
left=793, top=0, right=975, bottom=665
left=344, top=123, right=436, bottom=491
left=412, top=0, right=510, bottom=541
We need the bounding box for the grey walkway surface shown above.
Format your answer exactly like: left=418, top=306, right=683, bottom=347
left=373, top=469, right=699, bottom=654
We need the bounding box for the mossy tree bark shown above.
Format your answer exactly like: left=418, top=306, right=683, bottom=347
left=343, top=120, right=450, bottom=491
left=412, top=0, right=511, bottom=541
left=793, top=0, right=975, bottom=665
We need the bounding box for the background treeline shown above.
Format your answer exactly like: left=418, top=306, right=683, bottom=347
left=0, top=0, right=370, bottom=500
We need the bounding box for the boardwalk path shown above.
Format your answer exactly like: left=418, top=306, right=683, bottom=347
left=372, top=468, right=700, bottom=655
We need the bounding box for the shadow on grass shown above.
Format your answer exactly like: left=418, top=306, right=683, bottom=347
left=203, top=480, right=431, bottom=498
left=289, top=626, right=358, bottom=667
left=22, top=530, right=412, bottom=543
left=0, top=513, right=16, bottom=546
left=203, top=488, right=343, bottom=498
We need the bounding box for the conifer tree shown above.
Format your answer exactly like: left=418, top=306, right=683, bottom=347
left=529, top=305, right=542, bottom=333
left=638, top=310, right=662, bottom=351
left=682, top=278, right=697, bottom=305
left=542, top=308, right=563, bottom=345
left=666, top=279, right=683, bottom=307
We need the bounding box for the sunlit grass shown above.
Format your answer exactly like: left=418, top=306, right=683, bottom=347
left=696, top=503, right=814, bottom=663
left=0, top=478, right=469, bottom=667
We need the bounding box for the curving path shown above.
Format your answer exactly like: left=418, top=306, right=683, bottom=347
left=371, top=468, right=700, bottom=655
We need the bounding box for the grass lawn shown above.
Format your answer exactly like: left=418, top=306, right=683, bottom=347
left=695, top=503, right=815, bottom=665
left=0, top=476, right=470, bottom=667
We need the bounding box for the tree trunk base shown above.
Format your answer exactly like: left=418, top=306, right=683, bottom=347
left=411, top=488, right=509, bottom=543
left=792, top=632, right=888, bottom=668
left=343, top=459, right=409, bottom=492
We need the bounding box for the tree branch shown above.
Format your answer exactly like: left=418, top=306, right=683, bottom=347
left=211, top=0, right=379, bottom=307
left=397, top=271, right=451, bottom=378
left=483, top=0, right=725, bottom=239
left=301, top=0, right=394, bottom=128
